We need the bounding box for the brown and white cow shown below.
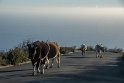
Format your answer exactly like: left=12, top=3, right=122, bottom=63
left=27, top=41, right=49, bottom=75
left=80, top=44, right=87, bottom=56
left=95, top=44, right=105, bottom=58
left=46, top=42, right=61, bottom=68
left=27, top=41, right=61, bottom=75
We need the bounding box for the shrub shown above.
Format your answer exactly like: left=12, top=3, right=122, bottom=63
left=60, top=47, right=75, bottom=54
left=87, top=46, right=95, bottom=51
left=108, top=48, right=123, bottom=53
left=0, top=40, right=30, bottom=66
left=0, top=51, right=8, bottom=66
left=7, top=47, right=28, bottom=65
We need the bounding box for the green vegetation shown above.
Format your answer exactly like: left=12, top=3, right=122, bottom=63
left=86, top=45, right=123, bottom=53
left=60, top=47, right=75, bottom=54
left=108, top=48, right=123, bottom=53
left=0, top=40, right=124, bottom=66
left=0, top=41, right=28, bottom=66
left=0, top=51, right=8, bottom=66
left=87, top=46, right=95, bottom=51
left=7, top=47, right=28, bottom=65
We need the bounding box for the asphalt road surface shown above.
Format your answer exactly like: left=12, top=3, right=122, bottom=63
left=0, top=51, right=124, bottom=83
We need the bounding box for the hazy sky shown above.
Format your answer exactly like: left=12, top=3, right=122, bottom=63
left=0, top=0, right=124, bottom=50
left=0, top=0, right=124, bottom=7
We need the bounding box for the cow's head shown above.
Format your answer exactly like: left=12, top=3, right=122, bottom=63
left=27, top=43, right=37, bottom=60
left=101, top=47, right=105, bottom=52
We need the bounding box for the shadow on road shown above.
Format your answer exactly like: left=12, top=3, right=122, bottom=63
left=0, top=68, right=32, bottom=73
left=67, top=56, right=95, bottom=59
left=35, top=57, right=124, bottom=83
left=0, top=52, right=124, bottom=83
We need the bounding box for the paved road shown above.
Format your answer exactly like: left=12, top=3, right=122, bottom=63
left=0, top=51, right=124, bottom=83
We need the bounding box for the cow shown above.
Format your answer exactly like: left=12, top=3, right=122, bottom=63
left=27, top=41, right=61, bottom=75
left=81, top=44, right=87, bottom=56
left=46, top=42, right=61, bottom=68
left=27, top=41, right=50, bottom=75
left=95, top=44, right=105, bottom=58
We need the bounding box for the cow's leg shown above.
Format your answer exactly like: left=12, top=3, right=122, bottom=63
left=96, top=52, right=98, bottom=58
left=36, top=59, right=40, bottom=73
left=37, top=67, right=40, bottom=73
left=96, top=55, right=98, bottom=58
left=33, top=65, right=36, bottom=76
left=40, top=60, right=46, bottom=74
left=99, top=51, right=102, bottom=58
left=84, top=50, right=86, bottom=55
left=100, top=55, right=103, bottom=58
left=56, top=52, right=60, bottom=68
left=45, top=58, right=49, bottom=69
left=98, top=51, right=101, bottom=58
left=50, top=58, right=54, bottom=68
left=98, top=53, right=99, bottom=58
left=100, top=53, right=103, bottom=58
left=82, top=50, right=84, bottom=55
left=102, top=53, right=103, bottom=58
left=41, top=64, right=45, bottom=74
left=32, top=61, right=36, bottom=76
left=98, top=53, right=101, bottom=58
